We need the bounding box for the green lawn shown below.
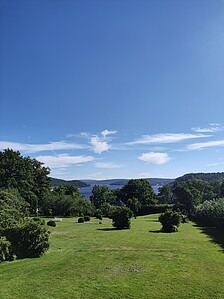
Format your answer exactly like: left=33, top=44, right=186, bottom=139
left=0, top=215, right=223, bottom=299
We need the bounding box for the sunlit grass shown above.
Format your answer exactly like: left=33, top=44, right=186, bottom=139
left=0, top=215, right=223, bottom=299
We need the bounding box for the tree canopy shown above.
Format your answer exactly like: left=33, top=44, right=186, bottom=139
left=0, top=149, right=50, bottom=212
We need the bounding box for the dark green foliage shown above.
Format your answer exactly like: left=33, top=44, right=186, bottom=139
left=78, top=217, right=84, bottom=223
left=126, top=198, right=141, bottom=218
left=95, top=211, right=102, bottom=220
left=158, top=184, right=174, bottom=204
left=195, top=198, right=224, bottom=227
left=118, top=179, right=157, bottom=207
left=0, top=190, right=50, bottom=260
left=84, top=216, right=90, bottom=222
left=176, top=172, right=224, bottom=183
left=138, top=204, right=175, bottom=216
left=4, top=219, right=50, bottom=258
left=0, top=190, right=28, bottom=231
left=42, top=185, right=93, bottom=217
left=111, top=206, right=133, bottom=229
left=159, top=210, right=182, bottom=232
left=0, top=149, right=50, bottom=213
left=159, top=179, right=222, bottom=215
left=0, top=237, right=13, bottom=262
left=47, top=220, right=56, bottom=227
left=32, top=217, right=45, bottom=225
left=90, top=185, right=116, bottom=210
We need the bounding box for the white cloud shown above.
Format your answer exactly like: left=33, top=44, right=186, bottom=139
left=191, top=124, right=224, bottom=133
left=138, top=152, right=171, bottom=164
left=95, top=162, right=123, bottom=169
left=35, top=154, right=94, bottom=169
left=0, top=141, right=85, bottom=153
left=188, top=140, right=224, bottom=150
left=101, top=129, right=117, bottom=138
left=129, top=133, right=209, bottom=145
left=90, top=136, right=110, bottom=154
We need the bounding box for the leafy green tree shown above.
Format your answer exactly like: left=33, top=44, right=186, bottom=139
left=111, top=206, right=133, bottom=229
left=90, top=185, right=116, bottom=210
left=126, top=197, right=141, bottom=218
left=0, top=149, right=50, bottom=212
left=42, top=188, right=93, bottom=217
left=0, top=190, right=28, bottom=231
left=118, top=179, right=156, bottom=207
left=158, top=184, right=174, bottom=204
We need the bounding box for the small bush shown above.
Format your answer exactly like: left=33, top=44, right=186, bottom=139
left=4, top=219, right=50, bottom=258
left=159, top=209, right=182, bottom=233
left=95, top=213, right=102, bottom=220
left=47, top=220, right=56, bottom=227
left=84, top=216, right=90, bottom=222
left=78, top=217, right=84, bottom=223
left=111, top=206, right=132, bottom=229
left=0, top=237, right=13, bottom=262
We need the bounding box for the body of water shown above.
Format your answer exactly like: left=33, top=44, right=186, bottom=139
left=80, top=184, right=160, bottom=199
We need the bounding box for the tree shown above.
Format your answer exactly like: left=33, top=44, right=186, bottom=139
left=111, top=206, right=133, bottom=229
left=42, top=186, right=93, bottom=217
left=118, top=179, right=156, bottom=207
left=0, top=149, right=50, bottom=212
left=126, top=197, right=141, bottom=218
left=158, top=184, right=174, bottom=204
left=90, top=185, right=116, bottom=210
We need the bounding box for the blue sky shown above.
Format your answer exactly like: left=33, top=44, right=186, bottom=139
left=1, top=0, right=224, bottom=180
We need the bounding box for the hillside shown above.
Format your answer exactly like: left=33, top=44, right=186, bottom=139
left=82, top=178, right=174, bottom=186
left=50, top=177, right=90, bottom=188
left=175, top=172, right=224, bottom=183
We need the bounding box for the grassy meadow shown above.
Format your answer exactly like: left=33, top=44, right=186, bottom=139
left=0, top=215, right=223, bottom=299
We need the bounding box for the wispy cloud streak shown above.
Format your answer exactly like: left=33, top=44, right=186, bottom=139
left=35, top=154, right=94, bottom=168
left=129, top=133, right=209, bottom=145
left=0, top=141, right=86, bottom=153
left=188, top=140, right=224, bottom=150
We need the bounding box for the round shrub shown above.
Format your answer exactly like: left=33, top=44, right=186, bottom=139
left=111, top=206, right=133, bottom=229
left=84, top=216, right=90, bottom=222
left=95, top=213, right=102, bottom=220
left=47, top=220, right=56, bottom=227
left=159, top=210, right=182, bottom=232
left=4, top=219, right=50, bottom=258
left=78, top=217, right=84, bottom=223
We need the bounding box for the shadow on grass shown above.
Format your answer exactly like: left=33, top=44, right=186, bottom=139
left=193, top=222, right=224, bottom=253
left=148, top=229, right=162, bottom=233
left=145, top=219, right=159, bottom=222
left=97, top=228, right=118, bottom=231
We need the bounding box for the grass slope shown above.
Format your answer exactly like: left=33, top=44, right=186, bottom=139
left=0, top=215, right=223, bottom=299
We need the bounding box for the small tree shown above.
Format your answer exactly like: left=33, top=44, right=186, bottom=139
left=111, top=206, right=132, bottom=229
left=159, top=209, right=181, bottom=232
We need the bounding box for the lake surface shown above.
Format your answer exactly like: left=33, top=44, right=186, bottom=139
left=80, top=184, right=160, bottom=199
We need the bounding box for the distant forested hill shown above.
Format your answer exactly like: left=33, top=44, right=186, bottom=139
left=50, top=178, right=90, bottom=188
left=77, top=178, right=175, bottom=186
left=109, top=178, right=174, bottom=186
left=175, top=172, right=224, bottom=183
